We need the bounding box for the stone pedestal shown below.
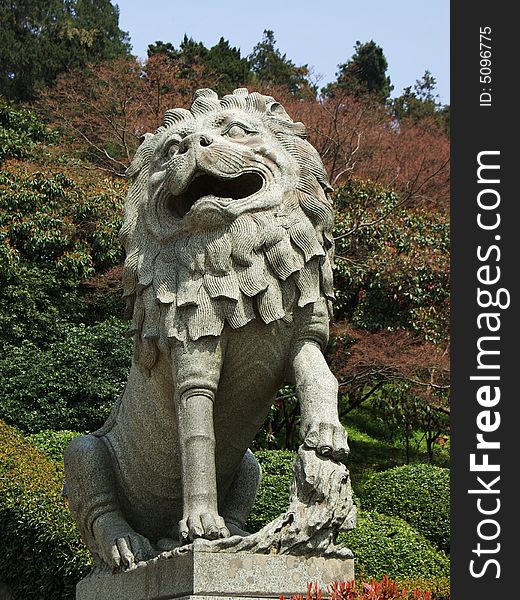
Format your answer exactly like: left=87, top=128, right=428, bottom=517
left=76, top=550, right=354, bottom=600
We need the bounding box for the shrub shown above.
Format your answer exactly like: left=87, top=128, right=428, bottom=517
left=0, top=318, right=131, bottom=433
left=0, top=166, right=125, bottom=284
left=246, top=450, right=296, bottom=532
left=27, top=430, right=82, bottom=462
left=0, top=263, right=88, bottom=350
left=339, top=511, right=450, bottom=580
left=333, top=180, right=450, bottom=343
left=396, top=577, right=450, bottom=600
left=362, top=464, right=450, bottom=552
left=0, top=420, right=91, bottom=600
left=0, top=163, right=126, bottom=351
left=0, top=101, right=57, bottom=164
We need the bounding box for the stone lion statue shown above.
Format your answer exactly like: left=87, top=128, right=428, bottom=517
left=64, top=88, right=355, bottom=572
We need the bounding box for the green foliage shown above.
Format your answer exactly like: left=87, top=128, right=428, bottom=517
left=0, top=263, right=87, bottom=349
left=27, top=429, right=82, bottom=462
left=339, top=511, right=450, bottom=580
left=147, top=40, right=177, bottom=57
left=0, top=420, right=91, bottom=600
left=0, top=163, right=126, bottom=348
left=345, top=424, right=412, bottom=498
left=333, top=180, right=450, bottom=343
left=0, top=100, right=58, bottom=164
left=362, top=464, right=450, bottom=552
left=346, top=402, right=399, bottom=443
left=0, top=99, right=131, bottom=441
left=340, top=406, right=449, bottom=498
left=369, top=383, right=450, bottom=465
left=252, top=385, right=302, bottom=450
left=0, top=318, right=131, bottom=433
left=324, top=40, right=393, bottom=102
left=149, top=34, right=208, bottom=72
left=0, top=0, right=131, bottom=101
left=0, top=166, right=125, bottom=280
left=246, top=450, right=295, bottom=532
left=1, top=422, right=451, bottom=598
left=67, top=0, right=132, bottom=60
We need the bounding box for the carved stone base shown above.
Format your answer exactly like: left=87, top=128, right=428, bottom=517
left=76, top=549, right=355, bottom=600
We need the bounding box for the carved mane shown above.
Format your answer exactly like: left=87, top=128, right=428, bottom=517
left=119, top=88, right=335, bottom=370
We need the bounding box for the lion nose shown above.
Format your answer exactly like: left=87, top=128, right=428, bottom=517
left=178, top=133, right=213, bottom=154
left=199, top=133, right=213, bottom=147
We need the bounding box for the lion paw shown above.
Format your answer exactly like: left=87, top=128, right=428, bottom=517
left=92, top=513, right=159, bottom=571
left=301, top=420, right=350, bottom=463
left=104, top=533, right=159, bottom=571
left=179, top=511, right=230, bottom=543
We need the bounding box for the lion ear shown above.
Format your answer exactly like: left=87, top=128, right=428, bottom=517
left=267, top=101, right=292, bottom=120
left=126, top=133, right=155, bottom=178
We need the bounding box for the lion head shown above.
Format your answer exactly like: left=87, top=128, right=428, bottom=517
left=120, top=88, right=335, bottom=368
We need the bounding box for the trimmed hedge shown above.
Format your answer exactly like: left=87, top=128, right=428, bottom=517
left=247, top=449, right=296, bottom=532
left=362, top=463, right=450, bottom=552
left=27, top=430, right=82, bottom=462
left=0, top=420, right=91, bottom=600
left=339, top=511, right=450, bottom=581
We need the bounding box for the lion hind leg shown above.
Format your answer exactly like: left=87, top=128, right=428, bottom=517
left=220, top=449, right=261, bottom=535
left=64, top=434, right=158, bottom=570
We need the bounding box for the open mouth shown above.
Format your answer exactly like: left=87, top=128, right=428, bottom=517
left=170, top=171, right=265, bottom=218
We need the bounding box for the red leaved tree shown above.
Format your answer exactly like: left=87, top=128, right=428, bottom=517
left=37, top=55, right=216, bottom=174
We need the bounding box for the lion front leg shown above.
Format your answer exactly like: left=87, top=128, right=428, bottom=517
left=291, top=340, right=350, bottom=464
left=172, top=337, right=230, bottom=543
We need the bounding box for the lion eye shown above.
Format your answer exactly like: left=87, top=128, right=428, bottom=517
left=167, top=143, right=180, bottom=157
left=225, top=124, right=247, bottom=139
left=165, top=136, right=182, bottom=157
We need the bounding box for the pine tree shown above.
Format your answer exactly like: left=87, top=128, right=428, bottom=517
left=205, top=37, right=251, bottom=94
left=323, top=40, right=393, bottom=102
left=0, top=0, right=130, bottom=101
left=149, top=35, right=251, bottom=96
left=391, top=71, right=450, bottom=131
left=248, top=30, right=312, bottom=96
